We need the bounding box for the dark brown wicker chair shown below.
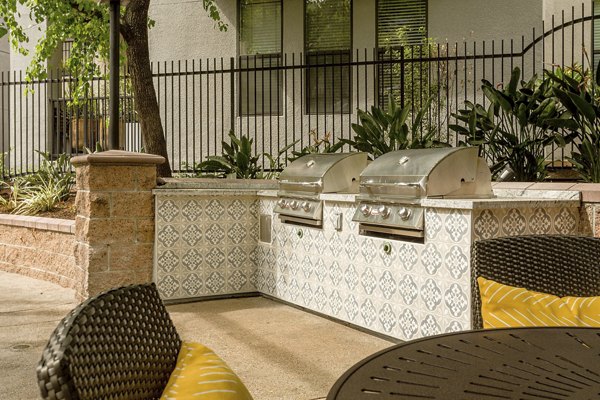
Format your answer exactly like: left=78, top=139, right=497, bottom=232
left=37, top=283, right=182, bottom=400
left=471, top=235, right=600, bottom=330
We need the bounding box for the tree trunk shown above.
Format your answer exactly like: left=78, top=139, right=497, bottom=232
left=122, top=0, right=172, bottom=177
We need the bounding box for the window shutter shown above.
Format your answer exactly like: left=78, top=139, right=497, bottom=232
left=305, top=0, right=352, bottom=52
left=240, top=0, right=282, bottom=55
left=594, top=0, right=600, bottom=71
left=378, top=0, right=427, bottom=47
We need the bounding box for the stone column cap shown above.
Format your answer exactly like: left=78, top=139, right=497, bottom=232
left=71, top=150, right=165, bottom=166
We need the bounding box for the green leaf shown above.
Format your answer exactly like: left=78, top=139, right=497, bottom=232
left=566, top=92, right=597, bottom=123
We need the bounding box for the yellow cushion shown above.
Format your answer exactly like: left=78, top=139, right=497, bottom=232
left=477, top=277, right=600, bottom=329
left=160, top=342, right=253, bottom=400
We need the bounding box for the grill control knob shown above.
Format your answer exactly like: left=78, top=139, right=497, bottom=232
left=277, top=199, right=287, bottom=209
left=301, top=202, right=312, bottom=212
left=398, top=207, right=412, bottom=221
left=290, top=200, right=299, bottom=210
left=360, top=204, right=371, bottom=217
left=378, top=205, right=391, bottom=219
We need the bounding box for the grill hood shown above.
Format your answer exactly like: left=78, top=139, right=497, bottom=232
left=359, top=147, right=492, bottom=201
left=279, top=153, right=368, bottom=196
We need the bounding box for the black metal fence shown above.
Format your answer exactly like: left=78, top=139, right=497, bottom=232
left=0, top=4, right=597, bottom=178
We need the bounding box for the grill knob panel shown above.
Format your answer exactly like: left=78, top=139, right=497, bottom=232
left=360, top=204, right=371, bottom=217
left=301, top=202, right=312, bottom=212
left=398, top=207, right=412, bottom=221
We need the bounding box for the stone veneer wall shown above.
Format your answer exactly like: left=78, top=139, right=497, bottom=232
left=73, top=150, right=164, bottom=298
left=0, top=215, right=79, bottom=293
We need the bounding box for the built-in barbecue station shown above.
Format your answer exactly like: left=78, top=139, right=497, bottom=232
left=353, top=147, right=493, bottom=239
left=274, top=153, right=368, bottom=227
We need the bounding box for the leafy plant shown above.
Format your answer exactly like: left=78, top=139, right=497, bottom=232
left=0, top=152, right=75, bottom=215
left=342, top=95, right=448, bottom=159
left=194, top=131, right=295, bottom=179
left=289, top=130, right=344, bottom=162
left=450, top=67, right=572, bottom=181
left=541, top=63, right=600, bottom=182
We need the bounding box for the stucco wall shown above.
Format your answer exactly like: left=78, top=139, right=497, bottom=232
left=0, top=216, right=81, bottom=295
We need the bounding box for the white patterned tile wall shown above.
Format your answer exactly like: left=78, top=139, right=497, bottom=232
left=155, top=190, right=580, bottom=340
left=155, top=194, right=259, bottom=300
left=256, top=200, right=580, bottom=341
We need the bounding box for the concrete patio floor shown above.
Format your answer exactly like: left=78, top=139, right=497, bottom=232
left=0, top=271, right=393, bottom=400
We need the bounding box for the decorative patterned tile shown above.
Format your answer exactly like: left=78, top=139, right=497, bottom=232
left=157, top=225, right=179, bottom=248
left=444, top=245, right=469, bottom=280
left=397, top=243, right=419, bottom=271
left=554, top=207, right=577, bottom=234
left=445, top=209, right=470, bottom=243
left=157, top=275, right=180, bottom=298
left=360, top=299, right=377, bottom=327
left=329, top=290, right=343, bottom=316
left=181, top=225, right=202, bottom=247
left=301, top=256, right=314, bottom=279
left=473, top=209, right=499, bottom=240
left=361, top=238, right=377, bottom=263
left=344, top=235, right=360, bottom=261
left=421, top=279, right=442, bottom=311
left=425, top=208, right=443, bottom=240
left=158, top=200, right=179, bottom=222
left=157, top=250, right=179, bottom=273
left=529, top=208, right=551, bottom=234
left=182, top=273, right=203, bottom=296
left=378, top=270, right=397, bottom=300
left=344, top=264, right=359, bottom=291
left=314, top=258, right=327, bottom=283
left=344, top=294, right=359, bottom=321
left=445, top=320, right=464, bottom=333
left=501, top=208, right=527, bottom=236
left=228, top=270, right=248, bottom=292
left=360, top=267, right=378, bottom=296
left=228, top=199, right=247, bottom=220
left=206, top=272, right=226, bottom=293
left=444, top=283, right=468, bottom=318
left=301, top=282, right=313, bottom=307
left=181, top=200, right=202, bottom=221
left=181, top=249, right=202, bottom=271
left=420, top=314, right=442, bottom=337
left=398, top=274, right=419, bottom=305
left=205, top=248, right=226, bottom=269
left=227, top=246, right=247, bottom=267
left=206, top=199, right=225, bottom=221
left=378, top=303, right=397, bottom=333
left=398, top=309, right=419, bottom=340
left=314, top=285, right=328, bottom=311
left=329, top=261, right=343, bottom=287
left=227, top=223, right=247, bottom=244
left=421, top=244, right=443, bottom=275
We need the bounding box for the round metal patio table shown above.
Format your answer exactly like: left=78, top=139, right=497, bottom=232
left=327, top=327, right=600, bottom=399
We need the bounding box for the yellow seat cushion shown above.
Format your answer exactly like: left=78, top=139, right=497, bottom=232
left=160, top=342, right=253, bottom=400
left=477, top=277, right=600, bottom=329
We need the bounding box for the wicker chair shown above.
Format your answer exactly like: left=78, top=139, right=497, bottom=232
left=37, top=283, right=182, bottom=400
left=471, top=235, right=600, bottom=330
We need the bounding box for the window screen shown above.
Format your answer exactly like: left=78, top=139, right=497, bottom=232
left=377, top=0, right=427, bottom=48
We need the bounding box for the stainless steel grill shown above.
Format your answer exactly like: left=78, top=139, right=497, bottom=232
left=353, top=147, right=492, bottom=239
left=275, top=153, right=368, bottom=227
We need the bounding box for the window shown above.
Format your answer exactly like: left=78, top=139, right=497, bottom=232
left=376, top=0, right=428, bottom=107
left=239, top=0, right=282, bottom=115
left=305, top=0, right=352, bottom=114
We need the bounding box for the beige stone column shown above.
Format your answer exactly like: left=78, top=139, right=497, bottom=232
left=72, top=150, right=165, bottom=298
